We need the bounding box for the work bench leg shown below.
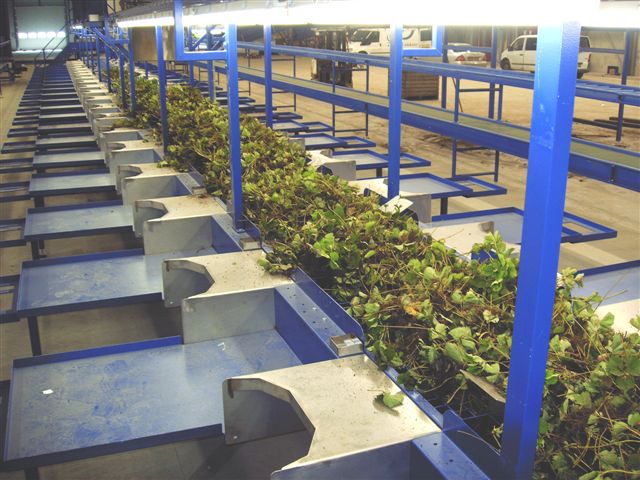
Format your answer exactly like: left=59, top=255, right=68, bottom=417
left=34, top=197, right=44, bottom=208
left=27, top=317, right=42, bottom=356
left=440, top=198, right=449, bottom=215
left=30, top=241, right=40, bottom=260
left=25, top=467, right=40, bottom=480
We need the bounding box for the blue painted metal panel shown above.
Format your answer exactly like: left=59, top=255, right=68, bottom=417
left=274, top=285, right=340, bottom=364
left=23, top=201, right=133, bottom=241
left=15, top=248, right=214, bottom=316
left=4, top=332, right=301, bottom=469
left=410, top=434, right=490, bottom=479
left=290, top=268, right=364, bottom=341
left=501, top=23, right=581, bottom=478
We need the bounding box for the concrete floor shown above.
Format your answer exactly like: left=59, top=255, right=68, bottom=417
left=0, top=58, right=638, bottom=479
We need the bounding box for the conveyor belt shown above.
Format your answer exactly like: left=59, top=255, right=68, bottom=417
left=230, top=66, right=639, bottom=190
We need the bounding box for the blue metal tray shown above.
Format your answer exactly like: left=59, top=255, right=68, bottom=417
left=333, top=149, right=431, bottom=172
left=23, top=201, right=133, bottom=241
left=29, top=170, right=114, bottom=197
left=32, top=151, right=105, bottom=169
left=430, top=207, right=616, bottom=244
left=15, top=248, right=216, bottom=316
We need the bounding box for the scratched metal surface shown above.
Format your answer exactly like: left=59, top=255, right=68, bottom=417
left=5, top=331, right=301, bottom=461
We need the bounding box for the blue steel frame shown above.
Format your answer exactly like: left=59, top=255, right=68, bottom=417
left=501, top=23, right=581, bottom=479
left=388, top=25, right=443, bottom=198
left=171, top=0, right=244, bottom=231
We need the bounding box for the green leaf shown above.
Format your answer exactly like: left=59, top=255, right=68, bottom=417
left=449, top=326, right=472, bottom=340
left=628, top=412, right=640, bottom=427
left=444, top=343, right=466, bottom=364
left=376, top=391, right=404, bottom=409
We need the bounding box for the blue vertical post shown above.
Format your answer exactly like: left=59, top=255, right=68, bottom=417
left=440, top=27, right=448, bottom=109
left=226, top=23, right=244, bottom=231
left=95, top=30, right=101, bottom=82
left=451, top=79, right=460, bottom=177
left=187, top=25, right=194, bottom=86
left=144, top=61, right=149, bottom=78
left=616, top=31, right=632, bottom=142
left=501, top=22, right=581, bottom=479
left=207, top=29, right=214, bottom=100
left=488, top=27, right=498, bottom=119
left=155, top=26, right=169, bottom=151
left=105, top=19, right=112, bottom=92
left=95, top=28, right=102, bottom=82
left=118, top=43, right=127, bottom=108
left=127, top=30, right=136, bottom=112
left=90, top=30, right=95, bottom=72
left=264, top=24, right=273, bottom=128
left=387, top=24, right=403, bottom=199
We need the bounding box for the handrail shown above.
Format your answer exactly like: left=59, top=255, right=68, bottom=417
left=35, top=18, right=74, bottom=66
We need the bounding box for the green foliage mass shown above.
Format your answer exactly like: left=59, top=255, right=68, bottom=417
left=113, top=69, right=639, bottom=478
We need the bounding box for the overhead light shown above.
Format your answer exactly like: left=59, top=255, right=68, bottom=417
left=17, top=32, right=27, bottom=39
left=118, top=15, right=174, bottom=28
left=117, top=0, right=636, bottom=28
left=72, top=25, right=83, bottom=30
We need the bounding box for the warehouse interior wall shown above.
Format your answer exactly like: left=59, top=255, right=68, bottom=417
left=12, top=0, right=67, bottom=51
left=132, top=26, right=176, bottom=62
left=583, top=29, right=639, bottom=76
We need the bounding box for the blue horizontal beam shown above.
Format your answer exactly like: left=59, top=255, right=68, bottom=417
left=237, top=42, right=640, bottom=106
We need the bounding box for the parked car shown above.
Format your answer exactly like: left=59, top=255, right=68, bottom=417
left=348, top=27, right=432, bottom=55
left=500, top=34, right=591, bottom=78
left=446, top=43, right=489, bottom=67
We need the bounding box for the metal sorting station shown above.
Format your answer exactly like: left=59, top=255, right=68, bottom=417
left=0, top=4, right=638, bottom=480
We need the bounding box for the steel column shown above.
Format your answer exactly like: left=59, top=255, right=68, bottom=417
left=127, top=30, right=136, bottom=112
left=387, top=24, right=403, bottom=199
left=95, top=31, right=101, bottom=82
left=105, top=19, right=112, bottom=92
left=226, top=24, right=244, bottom=231
left=118, top=28, right=127, bottom=109
left=155, top=26, right=169, bottom=151
left=502, top=22, right=581, bottom=479
left=488, top=27, right=498, bottom=119
left=264, top=24, right=273, bottom=128
left=616, top=31, right=633, bottom=142
left=440, top=27, right=448, bottom=109
left=188, top=25, right=195, bottom=86
left=207, top=29, right=214, bottom=100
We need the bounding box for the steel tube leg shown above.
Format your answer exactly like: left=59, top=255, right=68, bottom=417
left=27, top=316, right=42, bottom=356
left=25, top=467, right=40, bottom=480
left=501, top=22, right=581, bottom=479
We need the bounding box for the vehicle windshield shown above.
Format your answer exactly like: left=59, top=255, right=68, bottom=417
left=351, top=30, right=376, bottom=42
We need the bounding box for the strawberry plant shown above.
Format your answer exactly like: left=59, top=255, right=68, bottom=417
left=112, top=67, right=639, bottom=479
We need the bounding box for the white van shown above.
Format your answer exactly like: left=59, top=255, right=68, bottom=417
left=500, top=34, right=591, bottom=78
left=348, top=27, right=432, bottom=55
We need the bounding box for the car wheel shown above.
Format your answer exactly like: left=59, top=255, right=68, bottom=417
left=500, top=59, right=511, bottom=70
left=577, top=72, right=584, bottom=79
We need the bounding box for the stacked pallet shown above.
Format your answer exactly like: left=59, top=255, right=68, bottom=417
left=400, top=71, right=439, bottom=100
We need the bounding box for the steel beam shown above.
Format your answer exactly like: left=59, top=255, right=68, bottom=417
left=501, top=22, right=581, bottom=478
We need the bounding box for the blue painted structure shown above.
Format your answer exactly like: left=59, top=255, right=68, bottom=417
left=501, top=23, right=581, bottom=478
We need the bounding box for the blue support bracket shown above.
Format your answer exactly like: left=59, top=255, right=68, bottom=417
left=501, top=22, right=581, bottom=479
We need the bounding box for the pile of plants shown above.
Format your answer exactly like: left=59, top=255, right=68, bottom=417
left=111, top=69, right=639, bottom=479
